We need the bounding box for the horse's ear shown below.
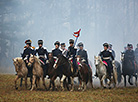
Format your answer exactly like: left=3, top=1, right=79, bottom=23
left=94, top=56, right=96, bottom=58
left=12, top=58, right=14, bottom=61
left=33, top=54, right=35, bottom=57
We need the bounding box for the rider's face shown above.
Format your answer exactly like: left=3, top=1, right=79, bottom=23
left=70, top=43, right=74, bottom=47
left=104, top=46, right=108, bottom=50
left=55, top=45, right=59, bottom=49
left=39, top=44, right=42, bottom=47
left=79, top=46, right=83, bottom=50
left=26, top=44, right=29, bottom=48
left=61, top=46, right=65, bottom=50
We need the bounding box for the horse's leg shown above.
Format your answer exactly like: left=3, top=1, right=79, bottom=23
left=50, top=75, right=57, bottom=91
left=82, top=81, right=87, bottom=91
left=134, top=74, right=137, bottom=86
left=89, top=75, right=94, bottom=88
left=25, top=77, right=27, bottom=89
left=70, top=77, right=74, bottom=92
left=78, top=78, right=82, bottom=90
left=42, top=77, right=47, bottom=90
left=60, top=75, right=66, bottom=91
left=30, top=76, right=32, bottom=89
left=128, top=75, right=133, bottom=85
left=20, top=78, right=23, bottom=87
left=30, top=75, right=36, bottom=91
left=124, top=75, right=126, bottom=87
left=15, top=76, right=19, bottom=90
left=101, top=75, right=106, bottom=88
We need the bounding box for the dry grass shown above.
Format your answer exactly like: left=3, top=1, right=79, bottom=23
left=0, top=74, right=138, bottom=102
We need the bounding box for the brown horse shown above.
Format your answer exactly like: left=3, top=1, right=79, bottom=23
left=13, top=57, right=28, bottom=90
left=77, top=55, right=93, bottom=91
left=28, top=55, right=47, bottom=91
left=47, top=53, right=69, bottom=91
left=53, top=55, right=80, bottom=91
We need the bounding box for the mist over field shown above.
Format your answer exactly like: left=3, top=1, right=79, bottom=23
left=0, top=0, right=138, bottom=73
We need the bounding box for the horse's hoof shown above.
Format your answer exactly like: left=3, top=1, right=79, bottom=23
left=103, top=87, right=106, bottom=89
left=129, top=82, right=133, bottom=85
left=15, top=87, right=18, bottom=90
left=109, top=87, right=112, bottom=89
left=70, top=89, right=74, bottom=92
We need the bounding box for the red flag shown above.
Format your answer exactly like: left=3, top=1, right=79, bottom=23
left=73, top=29, right=81, bottom=38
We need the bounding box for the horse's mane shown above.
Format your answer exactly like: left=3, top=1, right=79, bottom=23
left=33, top=56, right=42, bottom=66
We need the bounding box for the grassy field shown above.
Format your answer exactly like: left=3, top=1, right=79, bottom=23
left=0, top=74, right=138, bottom=102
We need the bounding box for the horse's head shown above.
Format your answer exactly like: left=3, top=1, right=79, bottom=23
left=12, top=57, right=23, bottom=72
left=120, top=52, right=124, bottom=62
left=48, top=52, right=53, bottom=61
left=77, top=55, right=81, bottom=62
left=94, top=56, right=102, bottom=67
left=28, top=54, right=35, bottom=67
left=53, top=55, right=65, bottom=69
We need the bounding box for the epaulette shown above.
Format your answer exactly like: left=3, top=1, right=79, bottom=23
left=101, top=50, right=104, bottom=52
left=35, top=47, right=39, bottom=50
left=43, top=47, right=47, bottom=49
left=85, top=49, right=87, bottom=51
left=31, top=46, right=35, bottom=50
left=109, top=50, right=112, bottom=53
left=24, top=46, right=27, bottom=48
left=52, top=48, right=55, bottom=51
left=74, top=47, right=77, bottom=49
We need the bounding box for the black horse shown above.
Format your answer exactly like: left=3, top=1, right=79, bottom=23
left=121, top=52, right=137, bottom=86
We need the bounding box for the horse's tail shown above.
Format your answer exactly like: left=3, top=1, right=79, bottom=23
left=115, top=61, right=122, bottom=84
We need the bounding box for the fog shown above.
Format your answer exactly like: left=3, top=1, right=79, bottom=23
left=0, top=0, right=138, bottom=73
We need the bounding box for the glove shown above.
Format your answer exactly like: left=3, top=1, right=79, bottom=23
left=69, top=57, right=73, bottom=61
left=46, top=60, right=49, bottom=64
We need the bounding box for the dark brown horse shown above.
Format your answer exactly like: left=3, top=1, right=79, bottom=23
left=77, top=55, right=93, bottom=91
left=53, top=55, right=81, bottom=91
left=47, top=53, right=69, bottom=91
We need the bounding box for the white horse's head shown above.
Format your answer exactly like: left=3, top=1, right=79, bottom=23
left=12, top=57, right=23, bottom=72
left=120, top=52, right=124, bottom=62
left=94, top=56, right=102, bottom=66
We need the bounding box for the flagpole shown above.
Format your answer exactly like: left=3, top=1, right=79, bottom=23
left=74, top=37, right=78, bottom=47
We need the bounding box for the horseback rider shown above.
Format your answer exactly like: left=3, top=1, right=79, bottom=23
left=135, top=44, right=138, bottom=64
left=95, top=43, right=114, bottom=78
left=52, top=41, right=62, bottom=59
left=35, top=40, right=49, bottom=77
left=22, top=39, right=35, bottom=77
left=77, top=42, right=89, bottom=68
left=67, top=39, right=78, bottom=72
left=60, top=43, right=67, bottom=57
left=124, top=44, right=135, bottom=72
left=109, top=44, right=116, bottom=59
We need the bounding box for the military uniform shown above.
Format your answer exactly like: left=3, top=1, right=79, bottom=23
left=99, top=49, right=114, bottom=77
left=67, top=39, right=78, bottom=71
left=124, top=49, right=135, bottom=72
left=52, top=41, right=62, bottom=58
left=22, top=40, right=35, bottom=77
left=77, top=49, right=88, bottom=64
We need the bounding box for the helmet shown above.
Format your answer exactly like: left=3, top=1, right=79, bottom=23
left=77, top=42, right=83, bottom=47
left=103, top=43, right=109, bottom=48
left=61, top=43, right=66, bottom=47
left=25, top=39, right=32, bottom=46
left=54, top=41, right=60, bottom=46
left=38, top=40, right=43, bottom=45
left=109, top=44, right=112, bottom=48
left=69, top=39, right=74, bottom=44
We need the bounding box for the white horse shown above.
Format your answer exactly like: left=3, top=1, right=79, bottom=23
left=94, top=56, right=117, bottom=88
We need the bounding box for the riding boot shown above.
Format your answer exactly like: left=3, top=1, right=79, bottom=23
left=94, top=72, right=98, bottom=77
